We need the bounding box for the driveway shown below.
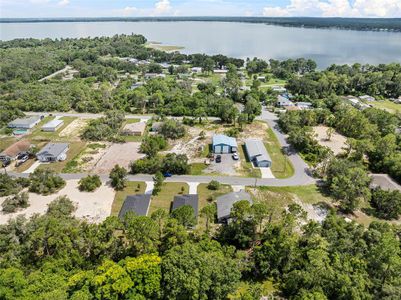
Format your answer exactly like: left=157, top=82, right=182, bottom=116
left=203, top=154, right=239, bottom=176
left=260, top=167, right=275, bottom=179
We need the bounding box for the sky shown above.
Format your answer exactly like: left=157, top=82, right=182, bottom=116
left=1, top=0, right=401, bottom=19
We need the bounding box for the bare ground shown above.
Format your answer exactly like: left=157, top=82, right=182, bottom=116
left=313, top=126, right=347, bottom=155
left=59, top=118, right=88, bottom=140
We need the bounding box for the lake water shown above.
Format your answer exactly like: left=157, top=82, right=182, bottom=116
left=1, top=21, right=401, bottom=68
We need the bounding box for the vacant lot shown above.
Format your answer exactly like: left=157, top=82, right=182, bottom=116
left=0, top=179, right=115, bottom=224
left=59, top=118, right=88, bottom=139
left=93, top=142, right=144, bottom=174
left=313, top=126, right=347, bottom=155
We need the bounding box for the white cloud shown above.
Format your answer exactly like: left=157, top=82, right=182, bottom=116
left=263, top=0, right=401, bottom=17
left=58, top=0, right=69, bottom=6
left=153, top=0, right=172, bottom=15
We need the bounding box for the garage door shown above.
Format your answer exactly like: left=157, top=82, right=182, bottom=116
left=222, top=145, right=230, bottom=153
left=214, top=145, right=222, bottom=153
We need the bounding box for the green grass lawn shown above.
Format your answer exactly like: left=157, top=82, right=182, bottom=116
left=264, top=127, right=294, bottom=179
left=370, top=100, right=401, bottom=114
left=189, top=163, right=208, bottom=175
left=111, top=181, right=146, bottom=216
left=28, top=116, right=76, bottom=141
left=149, top=182, right=189, bottom=214
left=0, top=136, right=17, bottom=152
left=120, top=118, right=145, bottom=142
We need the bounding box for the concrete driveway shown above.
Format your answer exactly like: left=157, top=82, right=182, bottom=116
left=203, top=154, right=239, bottom=176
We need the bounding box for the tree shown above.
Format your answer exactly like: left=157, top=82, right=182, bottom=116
left=161, top=153, right=190, bottom=175
left=140, top=135, right=167, bottom=158
left=151, top=208, right=168, bottom=240
left=200, top=204, right=216, bottom=232
left=29, top=169, right=66, bottom=195
left=109, top=164, right=127, bottom=191
left=171, top=205, right=196, bottom=228
left=159, top=120, right=186, bottom=139
left=47, top=196, right=76, bottom=218
left=152, top=171, right=164, bottom=196
left=78, top=175, right=101, bottom=192
left=123, top=215, right=159, bottom=255
left=1, top=192, right=29, bottom=213
left=370, top=188, right=401, bottom=220
left=252, top=202, right=269, bottom=233
left=326, top=127, right=335, bottom=141
left=207, top=180, right=220, bottom=190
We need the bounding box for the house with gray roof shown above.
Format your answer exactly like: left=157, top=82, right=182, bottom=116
left=118, top=194, right=151, bottom=219
left=42, top=119, right=64, bottom=132
left=36, top=143, right=69, bottom=162
left=216, top=191, right=253, bottom=223
left=172, top=194, right=199, bottom=217
left=8, top=115, right=41, bottom=129
left=212, top=134, right=238, bottom=154
left=277, top=95, right=294, bottom=107
left=244, top=139, right=272, bottom=168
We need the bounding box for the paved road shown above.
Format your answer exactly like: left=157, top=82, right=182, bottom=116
left=13, top=109, right=315, bottom=187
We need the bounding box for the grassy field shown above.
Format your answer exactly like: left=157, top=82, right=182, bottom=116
left=145, top=42, right=184, bottom=52
left=28, top=116, right=77, bottom=141
left=0, top=136, right=17, bottom=152
left=264, top=127, right=294, bottom=179
left=189, top=163, right=208, bottom=175
left=120, top=118, right=144, bottom=142
left=111, top=181, right=146, bottom=216
left=149, top=182, right=189, bottom=214
left=370, top=100, right=401, bottom=114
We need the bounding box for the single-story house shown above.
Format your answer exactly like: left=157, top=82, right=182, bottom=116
left=296, top=102, right=313, bottom=110
left=8, top=115, right=41, bottom=129
left=212, top=134, right=238, bottom=154
left=257, top=76, right=266, bottom=82
left=118, top=194, right=152, bottom=219
left=36, top=143, right=69, bottom=162
left=244, top=139, right=272, bottom=168
left=172, top=194, right=199, bottom=218
left=213, top=69, right=228, bottom=75
left=144, top=73, right=166, bottom=80
left=277, top=95, right=294, bottom=107
left=0, top=140, right=31, bottom=163
left=122, top=122, right=146, bottom=136
left=359, top=95, right=375, bottom=102
left=216, top=191, right=253, bottom=223
left=42, top=119, right=64, bottom=132
left=272, top=86, right=287, bottom=93
left=191, top=67, right=203, bottom=73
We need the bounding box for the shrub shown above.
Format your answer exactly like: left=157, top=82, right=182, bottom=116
left=29, top=169, right=66, bottom=195
left=2, top=192, right=29, bottom=213
left=207, top=180, right=220, bottom=190
left=140, top=135, right=167, bottom=157
left=370, top=188, right=401, bottom=220
left=109, top=165, right=127, bottom=191
left=78, top=175, right=102, bottom=192
left=47, top=196, right=76, bottom=218
left=0, top=174, right=29, bottom=197
left=160, top=120, right=186, bottom=139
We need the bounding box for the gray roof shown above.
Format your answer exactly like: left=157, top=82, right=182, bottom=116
left=37, top=143, right=69, bottom=158
left=42, top=119, right=63, bottom=129
left=212, top=134, right=237, bottom=147
left=216, top=191, right=252, bottom=220
left=245, top=139, right=271, bottom=163
left=8, top=115, right=41, bottom=127
left=119, top=194, right=151, bottom=219
left=172, top=194, right=199, bottom=217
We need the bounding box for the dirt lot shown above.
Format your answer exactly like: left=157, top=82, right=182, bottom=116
left=59, top=118, right=88, bottom=140
left=313, top=126, right=347, bottom=155
left=92, top=142, right=144, bottom=173
left=0, top=180, right=115, bottom=224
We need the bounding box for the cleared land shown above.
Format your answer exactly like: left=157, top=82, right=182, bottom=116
left=313, top=126, right=347, bottom=155
left=370, top=100, right=401, bottom=114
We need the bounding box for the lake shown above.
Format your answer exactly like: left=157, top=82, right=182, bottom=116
left=1, top=21, right=401, bottom=68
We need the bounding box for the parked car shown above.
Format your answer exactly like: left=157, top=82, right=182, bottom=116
left=16, top=152, right=28, bottom=160
left=232, top=153, right=239, bottom=160
left=215, top=155, right=222, bottom=163
left=163, top=172, right=172, bottom=177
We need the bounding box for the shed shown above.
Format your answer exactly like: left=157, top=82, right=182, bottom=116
left=118, top=194, right=151, bottom=219
left=244, top=139, right=272, bottom=168
left=42, top=119, right=64, bottom=132
left=212, top=134, right=238, bottom=154
left=36, top=143, right=69, bottom=162
left=216, top=191, right=253, bottom=223
left=122, top=122, right=146, bottom=136
left=0, top=140, right=31, bottom=163
left=172, top=194, right=199, bottom=217
left=8, top=116, right=41, bottom=129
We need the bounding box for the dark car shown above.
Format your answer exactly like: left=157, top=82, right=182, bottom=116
left=163, top=172, right=173, bottom=177
left=215, top=155, right=222, bottom=163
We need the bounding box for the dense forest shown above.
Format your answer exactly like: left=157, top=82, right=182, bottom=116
left=2, top=17, right=401, bottom=32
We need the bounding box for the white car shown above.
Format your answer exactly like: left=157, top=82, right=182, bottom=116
left=232, top=153, right=239, bottom=160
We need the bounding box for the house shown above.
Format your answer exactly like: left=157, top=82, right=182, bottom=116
left=277, top=95, right=294, bottom=107
left=359, top=95, right=375, bottom=102
left=130, top=82, right=144, bottom=90
left=191, top=67, right=203, bottom=73
left=122, top=122, right=146, bottom=136
left=0, top=140, right=31, bottom=163
left=296, top=102, right=313, bottom=110
left=244, top=139, right=272, bottom=168
left=42, top=119, right=64, bottom=132
left=118, top=194, right=151, bottom=219
left=8, top=115, right=41, bottom=129
left=172, top=194, right=199, bottom=217
left=213, top=69, right=228, bottom=75
left=144, top=73, right=166, bottom=80
left=370, top=174, right=401, bottom=192
left=216, top=191, right=253, bottom=223
left=212, top=134, right=238, bottom=154
left=272, top=86, right=287, bottom=93
left=36, top=143, right=69, bottom=162
left=257, top=76, right=266, bottom=82
left=160, top=62, right=171, bottom=69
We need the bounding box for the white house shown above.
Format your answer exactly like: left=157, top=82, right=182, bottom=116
left=296, top=102, right=313, bottom=110
left=277, top=95, right=294, bottom=107
left=191, top=67, right=203, bottom=73
left=37, top=143, right=69, bottom=162
left=42, top=119, right=64, bottom=132
left=359, top=95, right=375, bottom=102
left=8, top=116, right=41, bottom=129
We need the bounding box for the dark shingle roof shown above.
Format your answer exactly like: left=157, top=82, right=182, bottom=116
left=172, top=194, right=199, bottom=217
left=118, top=194, right=151, bottom=219
left=216, top=191, right=252, bottom=221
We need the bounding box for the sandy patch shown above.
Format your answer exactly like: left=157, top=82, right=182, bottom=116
left=238, top=122, right=269, bottom=143
left=261, top=167, right=275, bottom=179
left=313, top=126, right=347, bottom=155
left=60, top=118, right=88, bottom=139
left=93, top=142, right=144, bottom=173
left=0, top=180, right=115, bottom=224
left=188, top=182, right=199, bottom=194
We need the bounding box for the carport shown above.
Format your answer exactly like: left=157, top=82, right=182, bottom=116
left=212, top=134, right=238, bottom=154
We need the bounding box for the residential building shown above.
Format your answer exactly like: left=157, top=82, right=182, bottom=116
left=191, top=67, right=203, bottom=73
left=36, top=143, right=69, bottom=162
left=212, top=134, right=238, bottom=154
left=272, top=86, right=287, bottom=93
left=42, top=119, right=64, bottom=132
left=144, top=73, right=166, bottom=80
left=277, top=95, right=294, bottom=107
left=130, top=82, right=144, bottom=90
left=118, top=194, right=151, bottom=219
left=0, top=140, right=31, bottom=163
left=296, top=102, right=313, bottom=110
left=122, top=122, right=146, bottom=136
left=213, top=69, right=228, bottom=75
left=359, top=95, right=375, bottom=102
left=244, top=139, right=272, bottom=168
left=172, top=194, right=199, bottom=217
left=8, top=115, right=41, bottom=129
left=216, top=191, right=253, bottom=223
